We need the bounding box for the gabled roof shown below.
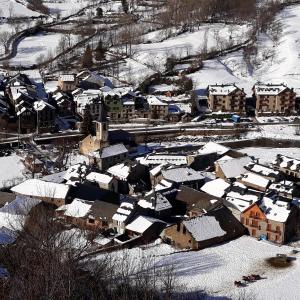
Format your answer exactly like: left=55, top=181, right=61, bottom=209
left=56, top=198, right=91, bottom=218
left=11, top=179, right=69, bottom=199
left=217, top=156, right=253, bottom=179
left=208, top=84, right=241, bottom=96
left=126, top=216, right=165, bottom=234
left=201, top=178, right=230, bottom=198
left=86, top=172, right=113, bottom=185
left=162, top=167, right=204, bottom=183
left=254, top=83, right=290, bottom=96
left=100, top=144, right=128, bottom=159
left=198, top=142, right=230, bottom=156
left=183, top=215, right=226, bottom=242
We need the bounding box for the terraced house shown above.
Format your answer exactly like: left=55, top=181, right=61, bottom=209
left=253, top=83, right=296, bottom=116
left=206, top=84, right=246, bottom=113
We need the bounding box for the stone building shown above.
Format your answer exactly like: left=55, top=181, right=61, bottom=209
left=253, top=83, right=296, bottom=116
left=207, top=84, right=246, bottom=113
left=241, top=197, right=297, bottom=244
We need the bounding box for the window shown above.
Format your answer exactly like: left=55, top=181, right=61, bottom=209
left=276, top=226, right=280, bottom=233
left=267, top=224, right=272, bottom=231
left=183, top=226, right=186, bottom=234
left=88, top=218, right=95, bottom=224
left=176, top=223, right=180, bottom=232
left=252, top=229, right=256, bottom=236
left=246, top=218, right=249, bottom=225
left=255, top=212, right=260, bottom=218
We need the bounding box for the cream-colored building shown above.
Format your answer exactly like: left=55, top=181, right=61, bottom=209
left=207, top=84, right=246, bottom=113
left=57, top=74, right=78, bottom=92
left=147, top=96, right=169, bottom=119
left=79, top=102, right=109, bottom=155
left=253, top=83, right=296, bottom=116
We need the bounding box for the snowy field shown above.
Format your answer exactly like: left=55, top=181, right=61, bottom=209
left=190, top=4, right=300, bottom=95
left=0, top=0, right=40, bottom=17
left=44, top=0, right=94, bottom=17
left=9, top=32, right=72, bottom=67
left=98, top=236, right=300, bottom=300
left=0, top=154, right=26, bottom=189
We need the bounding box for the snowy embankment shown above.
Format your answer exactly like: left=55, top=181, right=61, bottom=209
left=190, top=4, right=300, bottom=95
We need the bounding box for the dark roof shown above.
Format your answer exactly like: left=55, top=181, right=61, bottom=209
left=100, top=143, right=128, bottom=159
left=176, top=186, right=222, bottom=212
left=67, top=183, right=119, bottom=204
left=90, top=200, right=119, bottom=222
left=109, top=129, right=133, bottom=144
left=0, top=192, right=16, bottom=208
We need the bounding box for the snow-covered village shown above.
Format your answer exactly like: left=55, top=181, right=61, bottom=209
left=1, top=0, right=300, bottom=299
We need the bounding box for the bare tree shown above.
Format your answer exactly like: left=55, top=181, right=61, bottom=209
left=0, top=31, right=11, bottom=54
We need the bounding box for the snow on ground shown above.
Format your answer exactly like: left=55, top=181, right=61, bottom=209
left=95, top=236, right=300, bottom=299
left=259, top=124, right=300, bottom=141
left=0, top=154, right=27, bottom=189
left=44, top=0, right=92, bottom=17
left=191, top=4, right=300, bottom=95
left=130, top=23, right=249, bottom=77
left=0, top=0, right=41, bottom=17
left=9, top=32, right=72, bottom=67
left=240, top=147, right=300, bottom=165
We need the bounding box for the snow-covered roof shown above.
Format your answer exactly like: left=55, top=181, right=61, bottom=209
left=269, top=180, right=294, bottom=195
left=254, top=83, right=289, bottom=96
left=149, top=164, right=166, bottom=176
left=198, top=142, right=230, bottom=156
left=246, top=163, right=279, bottom=178
left=125, top=216, right=165, bottom=234
left=183, top=215, right=226, bottom=242
left=162, top=167, right=204, bottom=183
left=100, top=144, right=128, bottom=159
left=217, top=156, right=252, bottom=179
left=56, top=198, right=92, bottom=218
left=273, top=154, right=300, bottom=171
left=239, top=172, right=270, bottom=189
left=259, top=197, right=291, bottom=223
left=138, top=154, right=187, bottom=166
left=64, top=164, right=88, bottom=183
left=138, top=194, right=172, bottom=212
left=107, top=163, right=130, bottom=180
left=147, top=95, right=168, bottom=106
left=59, top=74, right=75, bottom=82
left=11, top=179, right=69, bottom=199
left=86, top=172, right=113, bottom=184
left=33, top=100, right=55, bottom=111
left=208, top=84, right=240, bottom=96
left=226, top=192, right=258, bottom=212
left=201, top=178, right=230, bottom=198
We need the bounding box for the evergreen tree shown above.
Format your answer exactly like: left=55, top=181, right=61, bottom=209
left=121, top=0, right=129, bottom=13
left=81, top=105, right=94, bottom=136
left=96, top=7, right=103, bottom=17
left=81, top=44, right=93, bottom=69
left=95, top=40, right=106, bottom=61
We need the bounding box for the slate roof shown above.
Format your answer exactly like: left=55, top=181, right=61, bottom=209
left=162, top=167, right=204, bottom=183
left=217, top=156, right=253, bottom=179
left=100, top=144, right=128, bottom=159
left=183, top=215, right=226, bottom=242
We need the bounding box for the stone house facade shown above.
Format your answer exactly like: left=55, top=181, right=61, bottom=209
left=207, top=84, right=246, bottom=113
